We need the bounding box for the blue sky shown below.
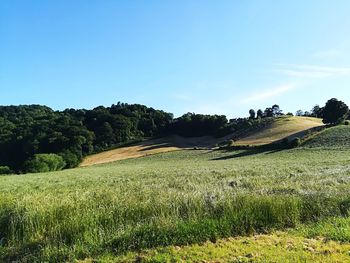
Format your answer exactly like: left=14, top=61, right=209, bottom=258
left=1, top=0, right=350, bottom=118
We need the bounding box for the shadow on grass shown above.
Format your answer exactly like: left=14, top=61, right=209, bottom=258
left=211, top=148, right=285, bottom=160
left=139, top=143, right=175, bottom=152
left=212, top=125, right=327, bottom=161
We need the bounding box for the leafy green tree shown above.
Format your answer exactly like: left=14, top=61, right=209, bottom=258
left=0, top=166, right=12, bottom=175
left=296, top=110, right=304, bottom=116
left=322, top=98, right=349, bottom=125
left=249, top=109, right=256, bottom=119
left=264, top=108, right=274, bottom=117
left=24, top=154, right=66, bottom=173
left=257, top=109, right=263, bottom=118
left=272, top=104, right=282, bottom=116
left=311, top=105, right=323, bottom=118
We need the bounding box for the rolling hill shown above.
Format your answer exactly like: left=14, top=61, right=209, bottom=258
left=81, top=116, right=324, bottom=166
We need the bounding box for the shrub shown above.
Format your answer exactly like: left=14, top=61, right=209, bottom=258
left=282, top=138, right=289, bottom=146
left=58, top=150, right=81, bottom=168
left=0, top=166, right=12, bottom=175
left=344, top=120, right=350, bottom=126
left=229, top=140, right=235, bottom=147
left=24, top=154, right=66, bottom=173
left=290, top=137, right=301, bottom=148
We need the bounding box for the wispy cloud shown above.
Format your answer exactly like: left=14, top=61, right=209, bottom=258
left=241, top=83, right=296, bottom=104
left=276, top=64, right=350, bottom=78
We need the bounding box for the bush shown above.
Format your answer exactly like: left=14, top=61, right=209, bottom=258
left=228, top=140, right=235, bottom=147
left=58, top=151, right=81, bottom=168
left=282, top=138, right=289, bottom=146
left=344, top=120, right=350, bottom=126
left=24, top=154, right=66, bottom=173
left=290, top=137, right=301, bottom=148
left=0, top=166, right=12, bottom=175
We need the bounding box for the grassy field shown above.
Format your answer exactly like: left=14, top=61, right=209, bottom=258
left=1, top=125, right=350, bottom=262
left=235, top=116, right=324, bottom=145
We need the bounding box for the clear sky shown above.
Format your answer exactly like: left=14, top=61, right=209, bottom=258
left=1, top=0, right=350, bottom=118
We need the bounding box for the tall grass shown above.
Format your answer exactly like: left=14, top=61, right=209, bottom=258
left=1, top=141, right=350, bottom=261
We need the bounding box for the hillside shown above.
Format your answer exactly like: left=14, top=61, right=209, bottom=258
left=81, top=116, right=324, bottom=166
left=234, top=116, right=324, bottom=145
left=80, top=135, right=222, bottom=166
left=303, top=125, right=350, bottom=149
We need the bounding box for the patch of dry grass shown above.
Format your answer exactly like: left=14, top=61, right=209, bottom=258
left=80, top=135, right=221, bottom=166
left=235, top=116, right=324, bottom=146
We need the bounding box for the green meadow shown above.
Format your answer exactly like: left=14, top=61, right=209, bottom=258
left=1, top=125, right=350, bottom=262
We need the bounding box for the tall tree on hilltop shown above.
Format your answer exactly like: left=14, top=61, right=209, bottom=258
left=249, top=109, right=256, bottom=119
left=322, top=98, right=349, bottom=125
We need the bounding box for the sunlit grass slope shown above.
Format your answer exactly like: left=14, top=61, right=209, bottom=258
left=303, top=125, right=350, bottom=149
left=106, top=217, right=350, bottom=262
left=235, top=116, right=324, bottom=145
left=103, top=221, right=350, bottom=263
left=1, top=143, right=350, bottom=261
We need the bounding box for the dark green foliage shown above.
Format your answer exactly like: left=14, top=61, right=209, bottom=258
left=258, top=105, right=284, bottom=118
left=228, top=139, right=235, bottom=147
left=24, top=154, right=66, bottom=173
left=290, top=137, right=301, bottom=148
left=322, top=98, right=349, bottom=125
left=0, top=103, right=173, bottom=173
left=272, top=104, right=283, bottom=116
left=168, top=113, right=229, bottom=137
left=257, top=109, right=263, bottom=118
left=229, top=117, right=274, bottom=140
left=311, top=105, right=323, bottom=118
left=249, top=109, right=256, bottom=119
left=0, top=166, right=11, bottom=175
left=344, top=121, right=350, bottom=126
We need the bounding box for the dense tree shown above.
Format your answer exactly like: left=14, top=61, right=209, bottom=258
left=264, top=108, right=274, bottom=117
left=272, top=104, right=283, bottom=116
left=168, top=113, right=229, bottom=137
left=249, top=109, right=256, bottom=119
left=322, top=98, right=349, bottom=125
left=296, top=110, right=304, bottom=116
left=311, top=105, right=323, bottom=118
left=0, top=103, right=173, bottom=173
left=261, top=105, right=283, bottom=118
left=0, top=166, right=12, bottom=175
left=24, top=154, right=66, bottom=173
left=257, top=109, right=263, bottom=118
